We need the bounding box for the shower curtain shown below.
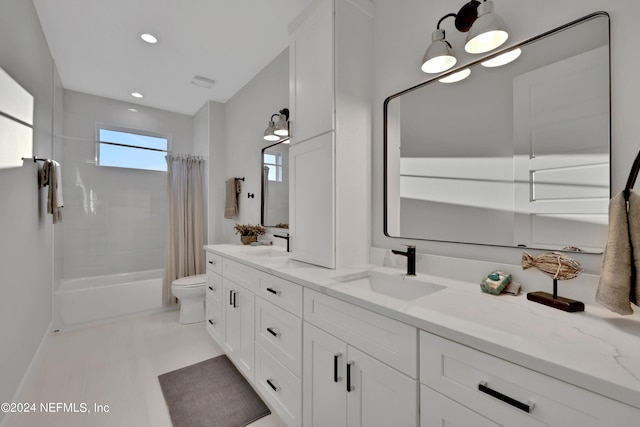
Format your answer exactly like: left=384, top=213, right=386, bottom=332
left=163, top=153, right=206, bottom=306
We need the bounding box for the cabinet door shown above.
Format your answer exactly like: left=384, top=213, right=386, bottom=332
left=346, top=346, right=418, bottom=427
left=421, top=385, right=499, bottom=427
left=289, top=0, right=334, bottom=143
left=223, top=279, right=255, bottom=383
left=289, top=133, right=335, bottom=268
left=303, top=323, right=347, bottom=427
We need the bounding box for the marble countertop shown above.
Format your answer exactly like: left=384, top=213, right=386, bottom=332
left=204, top=243, right=640, bottom=409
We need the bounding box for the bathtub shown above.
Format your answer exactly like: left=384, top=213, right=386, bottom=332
left=54, top=269, right=165, bottom=330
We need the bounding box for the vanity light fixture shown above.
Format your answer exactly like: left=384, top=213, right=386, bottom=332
left=140, top=33, right=158, bottom=44
left=422, top=0, right=511, bottom=78
left=263, top=108, right=290, bottom=142
left=438, top=68, right=471, bottom=83
left=481, top=47, right=521, bottom=67
left=131, top=92, right=143, bottom=98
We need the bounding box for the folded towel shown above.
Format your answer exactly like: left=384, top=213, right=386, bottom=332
left=38, top=159, right=64, bottom=224
left=629, top=192, right=640, bottom=305
left=224, top=178, right=240, bottom=219
left=596, top=191, right=636, bottom=314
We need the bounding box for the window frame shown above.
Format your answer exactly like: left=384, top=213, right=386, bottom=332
left=263, top=151, right=283, bottom=182
left=96, top=124, right=171, bottom=172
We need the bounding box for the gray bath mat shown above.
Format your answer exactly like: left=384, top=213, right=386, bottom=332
left=158, top=355, right=270, bottom=427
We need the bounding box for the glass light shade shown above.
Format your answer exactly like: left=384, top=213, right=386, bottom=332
left=464, top=1, right=508, bottom=54
left=422, top=29, right=457, bottom=73
left=263, top=122, right=279, bottom=141
left=438, top=68, right=471, bottom=83
left=481, top=48, right=521, bottom=67
left=274, top=114, right=289, bottom=136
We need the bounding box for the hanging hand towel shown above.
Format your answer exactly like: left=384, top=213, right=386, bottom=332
left=224, top=178, right=240, bottom=219
left=596, top=191, right=635, bottom=314
left=38, top=159, right=64, bottom=224
left=628, top=191, right=640, bottom=305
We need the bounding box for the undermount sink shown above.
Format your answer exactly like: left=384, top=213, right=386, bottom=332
left=241, top=247, right=288, bottom=259
left=333, top=271, right=445, bottom=301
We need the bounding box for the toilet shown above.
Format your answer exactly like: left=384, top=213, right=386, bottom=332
left=171, top=274, right=206, bottom=324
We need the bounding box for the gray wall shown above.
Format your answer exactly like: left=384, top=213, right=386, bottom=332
left=372, top=0, right=640, bottom=273
left=0, top=0, right=58, bottom=419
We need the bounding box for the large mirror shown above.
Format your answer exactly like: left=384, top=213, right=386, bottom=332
left=0, top=66, right=34, bottom=169
left=261, top=141, right=289, bottom=229
left=384, top=12, right=610, bottom=253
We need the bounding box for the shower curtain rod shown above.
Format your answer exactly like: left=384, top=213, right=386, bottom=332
left=54, top=134, right=207, bottom=158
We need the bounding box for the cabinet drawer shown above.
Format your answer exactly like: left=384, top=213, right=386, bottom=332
left=256, top=298, right=302, bottom=377
left=205, top=295, right=223, bottom=345
left=257, top=271, right=303, bottom=317
left=421, top=384, right=499, bottom=427
left=255, top=344, right=302, bottom=427
left=304, top=289, right=417, bottom=378
left=205, top=251, right=222, bottom=275
left=420, top=331, right=639, bottom=427
left=222, top=258, right=258, bottom=292
left=206, top=271, right=222, bottom=308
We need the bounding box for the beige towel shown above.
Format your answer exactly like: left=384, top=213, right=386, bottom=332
left=596, top=191, right=640, bottom=314
left=224, top=178, right=240, bottom=219
left=38, top=159, right=63, bottom=224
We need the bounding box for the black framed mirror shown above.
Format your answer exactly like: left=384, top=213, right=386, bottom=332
left=384, top=12, right=610, bottom=253
left=261, top=140, right=289, bottom=229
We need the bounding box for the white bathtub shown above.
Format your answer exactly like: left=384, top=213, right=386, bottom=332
left=54, top=269, right=165, bottom=330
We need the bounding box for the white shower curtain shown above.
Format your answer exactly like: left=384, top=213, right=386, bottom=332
left=164, top=153, right=206, bottom=306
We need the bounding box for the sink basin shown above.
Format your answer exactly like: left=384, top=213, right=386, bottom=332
left=241, top=247, right=288, bottom=259
left=333, top=271, right=445, bottom=301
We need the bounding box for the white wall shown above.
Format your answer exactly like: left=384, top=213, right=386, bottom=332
left=59, top=91, right=194, bottom=279
left=210, top=48, right=290, bottom=244
left=372, top=0, right=640, bottom=273
left=0, top=0, right=58, bottom=421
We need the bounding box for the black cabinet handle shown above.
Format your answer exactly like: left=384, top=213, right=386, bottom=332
left=208, top=286, right=215, bottom=291
left=266, top=327, right=280, bottom=337
left=266, top=379, right=280, bottom=392
left=346, top=361, right=354, bottom=392
left=334, top=353, right=342, bottom=383
left=266, top=287, right=281, bottom=295
left=208, top=260, right=216, bottom=265
left=208, top=319, right=216, bottom=325
left=478, top=381, right=534, bottom=413
left=229, top=290, right=233, bottom=306
left=232, top=291, right=238, bottom=308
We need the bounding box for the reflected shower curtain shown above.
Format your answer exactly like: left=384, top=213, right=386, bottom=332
left=164, top=154, right=206, bottom=306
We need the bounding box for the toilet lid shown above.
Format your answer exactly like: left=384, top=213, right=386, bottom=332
left=172, top=274, right=206, bottom=287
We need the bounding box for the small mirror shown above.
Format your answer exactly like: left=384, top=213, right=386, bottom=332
left=384, top=12, right=610, bottom=253
left=261, top=141, right=289, bottom=229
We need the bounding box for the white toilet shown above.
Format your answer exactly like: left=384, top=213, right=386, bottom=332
left=171, top=274, right=206, bottom=324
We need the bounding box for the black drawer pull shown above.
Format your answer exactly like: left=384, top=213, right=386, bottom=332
left=346, top=361, right=354, bottom=392
left=266, top=327, right=281, bottom=337
left=334, top=353, right=342, bottom=383
left=266, top=379, right=280, bottom=392
left=208, top=260, right=216, bottom=265
left=208, top=319, right=216, bottom=325
left=478, top=381, right=534, bottom=413
left=229, top=290, right=233, bottom=306
left=208, top=286, right=215, bottom=291
left=266, top=287, right=281, bottom=295
left=232, top=291, right=238, bottom=308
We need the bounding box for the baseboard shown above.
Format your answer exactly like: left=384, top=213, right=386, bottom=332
left=0, top=321, right=54, bottom=427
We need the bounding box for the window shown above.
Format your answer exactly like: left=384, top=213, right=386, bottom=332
left=97, top=126, right=169, bottom=171
left=263, top=152, right=283, bottom=182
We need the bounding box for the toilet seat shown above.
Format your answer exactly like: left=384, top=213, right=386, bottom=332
left=172, top=274, right=206, bottom=288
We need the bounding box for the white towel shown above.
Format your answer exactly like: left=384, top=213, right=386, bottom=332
left=596, top=191, right=640, bottom=314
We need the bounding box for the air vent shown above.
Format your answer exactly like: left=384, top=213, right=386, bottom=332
left=191, top=75, right=216, bottom=88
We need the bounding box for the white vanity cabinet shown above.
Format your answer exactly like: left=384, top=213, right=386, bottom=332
left=287, top=0, right=372, bottom=268
left=221, top=259, right=258, bottom=384
left=419, top=331, right=639, bottom=427
left=205, top=252, right=224, bottom=344
left=303, top=289, right=418, bottom=427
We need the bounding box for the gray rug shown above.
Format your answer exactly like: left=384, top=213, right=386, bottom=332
left=158, top=355, right=270, bottom=427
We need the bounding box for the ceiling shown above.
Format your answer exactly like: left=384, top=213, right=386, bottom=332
left=32, top=0, right=313, bottom=116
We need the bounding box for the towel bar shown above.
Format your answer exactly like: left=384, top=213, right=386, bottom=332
left=22, top=156, right=47, bottom=162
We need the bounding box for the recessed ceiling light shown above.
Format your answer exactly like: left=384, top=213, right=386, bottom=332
left=140, top=33, right=158, bottom=44
left=131, top=92, right=143, bottom=98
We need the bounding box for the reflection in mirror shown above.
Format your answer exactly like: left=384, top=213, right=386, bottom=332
left=385, top=12, right=610, bottom=253
left=261, top=140, right=289, bottom=229
left=0, top=66, right=34, bottom=169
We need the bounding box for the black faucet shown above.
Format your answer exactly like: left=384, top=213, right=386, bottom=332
left=391, top=245, right=416, bottom=276
left=274, top=233, right=291, bottom=252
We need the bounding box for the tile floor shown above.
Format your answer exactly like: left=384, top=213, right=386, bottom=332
left=7, top=310, right=287, bottom=427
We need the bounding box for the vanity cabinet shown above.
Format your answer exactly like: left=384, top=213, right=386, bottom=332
left=303, top=289, right=418, bottom=427
left=419, top=332, right=639, bottom=426
left=287, top=0, right=372, bottom=268
left=205, top=252, right=224, bottom=344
